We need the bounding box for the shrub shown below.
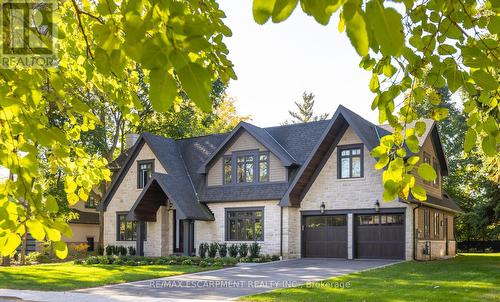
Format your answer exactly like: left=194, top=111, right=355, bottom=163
left=181, top=259, right=192, bottom=265
left=168, top=259, right=178, bottom=265
left=271, top=255, right=280, bottom=261
left=125, top=260, right=137, bottom=266
left=70, top=243, right=90, bottom=259
left=112, top=246, right=121, bottom=256
left=190, top=256, right=202, bottom=264
left=208, top=242, right=219, bottom=258
left=98, top=256, right=114, bottom=264
left=199, top=260, right=208, bottom=267
left=249, top=242, right=261, bottom=259
left=240, top=257, right=250, bottom=263
left=119, top=246, right=127, bottom=256
left=220, top=257, right=238, bottom=266
left=74, top=259, right=83, bottom=265
left=113, top=259, right=125, bottom=265
left=105, top=245, right=114, bottom=256
left=26, top=252, right=51, bottom=264
left=198, top=242, right=208, bottom=258
left=154, top=258, right=167, bottom=265
left=213, top=259, right=224, bottom=267
left=228, top=244, right=239, bottom=258
left=97, top=246, right=104, bottom=256
left=239, top=243, right=248, bottom=257
left=218, top=243, right=227, bottom=257
left=84, top=256, right=100, bottom=265
left=252, top=257, right=262, bottom=263
left=128, top=246, right=136, bottom=256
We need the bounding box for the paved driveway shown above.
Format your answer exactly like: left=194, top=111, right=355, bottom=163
left=76, top=259, right=398, bottom=301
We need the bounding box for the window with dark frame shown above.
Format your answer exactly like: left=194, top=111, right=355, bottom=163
left=433, top=158, right=440, bottom=187
left=423, top=209, right=430, bottom=239
left=237, top=155, right=254, bottom=183
left=85, top=196, right=96, bottom=209
left=137, top=160, right=153, bottom=188
left=258, top=153, right=269, bottom=182
left=226, top=208, right=263, bottom=241
left=434, top=212, right=440, bottom=238
left=338, top=145, right=363, bottom=179
left=423, top=152, right=431, bottom=185
left=223, top=156, right=232, bottom=184
left=116, top=213, right=146, bottom=241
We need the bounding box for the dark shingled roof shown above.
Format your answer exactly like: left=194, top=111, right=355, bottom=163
left=101, top=105, right=458, bottom=216
left=70, top=209, right=99, bottom=225
left=414, top=193, right=463, bottom=213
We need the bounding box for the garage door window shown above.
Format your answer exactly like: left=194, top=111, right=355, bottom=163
left=306, top=215, right=346, bottom=228
left=359, top=215, right=380, bottom=225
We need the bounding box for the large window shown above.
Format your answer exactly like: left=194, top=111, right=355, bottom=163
left=434, top=213, right=440, bottom=238
left=137, top=160, right=154, bottom=188
left=338, top=145, right=363, bottom=179
left=222, top=151, right=270, bottom=185
left=237, top=155, right=254, bottom=183
left=226, top=208, right=263, bottom=241
left=423, top=152, right=431, bottom=185
left=117, top=213, right=146, bottom=241
left=85, top=196, right=96, bottom=209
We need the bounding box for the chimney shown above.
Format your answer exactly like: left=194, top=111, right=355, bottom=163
left=125, top=133, right=139, bottom=149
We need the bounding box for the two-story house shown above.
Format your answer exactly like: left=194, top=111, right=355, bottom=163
left=99, top=105, right=461, bottom=260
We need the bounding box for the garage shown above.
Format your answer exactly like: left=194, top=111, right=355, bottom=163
left=354, top=213, right=405, bottom=259
left=303, top=215, right=347, bottom=258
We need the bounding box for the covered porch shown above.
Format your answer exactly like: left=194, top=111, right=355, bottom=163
left=127, top=173, right=214, bottom=256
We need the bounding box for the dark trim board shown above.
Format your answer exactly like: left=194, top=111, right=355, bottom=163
left=301, top=207, right=406, bottom=216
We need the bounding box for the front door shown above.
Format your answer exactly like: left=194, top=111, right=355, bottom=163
left=444, top=217, right=449, bottom=255
left=173, top=210, right=184, bottom=254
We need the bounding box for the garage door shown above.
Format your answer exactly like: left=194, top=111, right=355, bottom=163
left=303, top=215, right=347, bottom=258
left=355, top=213, right=405, bottom=259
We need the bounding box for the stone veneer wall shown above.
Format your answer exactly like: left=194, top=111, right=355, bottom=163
left=194, top=200, right=285, bottom=257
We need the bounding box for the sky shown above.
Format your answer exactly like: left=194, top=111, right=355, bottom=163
left=218, top=0, right=378, bottom=127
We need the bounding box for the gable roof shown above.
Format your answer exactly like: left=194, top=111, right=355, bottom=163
left=197, top=121, right=299, bottom=173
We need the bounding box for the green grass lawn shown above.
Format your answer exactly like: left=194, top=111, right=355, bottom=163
left=241, top=253, right=500, bottom=302
left=0, top=262, right=216, bottom=291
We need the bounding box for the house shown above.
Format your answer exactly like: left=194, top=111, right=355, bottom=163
left=99, top=105, right=461, bottom=261
left=65, top=197, right=100, bottom=251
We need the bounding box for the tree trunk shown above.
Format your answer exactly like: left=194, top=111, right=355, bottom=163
left=20, top=231, right=27, bottom=265
left=1, top=257, right=10, bottom=266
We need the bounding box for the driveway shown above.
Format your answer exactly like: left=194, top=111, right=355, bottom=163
left=0, top=259, right=399, bottom=302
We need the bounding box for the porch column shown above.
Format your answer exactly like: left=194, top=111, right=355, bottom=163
left=136, top=221, right=145, bottom=256
left=182, top=219, right=194, bottom=256
left=347, top=213, right=353, bottom=259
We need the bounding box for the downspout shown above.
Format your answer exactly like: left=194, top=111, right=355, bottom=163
left=413, top=202, right=421, bottom=261
left=280, top=206, right=283, bottom=259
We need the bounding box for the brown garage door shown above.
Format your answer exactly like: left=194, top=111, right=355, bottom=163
left=355, top=213, right=405, bottom=259
left=303, top=215, right=347, bottom=258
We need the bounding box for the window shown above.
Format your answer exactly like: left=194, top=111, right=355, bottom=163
left=237, top=155, right=254, bottom=183
left=85, top=196, right=96, bottom=209
left=433, top=158, right=440, bottom=187
left=338, top=145, right=363, bottom=179
left=434, top=213, right=440, bottom=238
left=226, top=208, right=263, bottom=241
left=258, top=153, right=269, bottom=182
left=359, top=215, right=380, bottom=225
left=423, top=209, right=430, bottom=239
left=137, top=160, right=154, bottom=188
left=117, top=213, right=146, bottom=241
left=223, top=156, right=232, bottom=184
left=423, top=153, right=431, bottom=185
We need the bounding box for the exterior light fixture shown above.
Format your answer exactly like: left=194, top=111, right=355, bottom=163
left=375, top=200, right=380, bottom=212
left=320, top=202, right=326, bottom=214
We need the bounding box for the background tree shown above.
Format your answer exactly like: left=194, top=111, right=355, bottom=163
left=284, top=91, right=329, bottom=124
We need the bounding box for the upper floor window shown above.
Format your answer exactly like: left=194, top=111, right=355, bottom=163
left=237, top=155, right=254, bottom=183
left=223, top=156, right=232, bottom=184
left=423, top=152, right=431, bottom=185
left=221, top=151, right=271, bottom=185
left=137, top=160, right=154, bottom=188
left=259, top=153, right=269, bottom=182
left=433, top=158, right=440, bottom=187
left=423, top=209, right=430, bottom=239
left=434, top=213, right=440, bottom=237
left=338, top=145, right=363, bottom=179
left=85, top=196, right=96, bottom=209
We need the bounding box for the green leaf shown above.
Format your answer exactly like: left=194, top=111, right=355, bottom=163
left=149, top=69, right=177, bottom=112
left=300, top=0, right=341, bottom=25
left=417, top=163, right=437, bottom=181
left=45, top=195, right=59, bottom=213
left=45, top=227, right=61, bottom=242
left=487, top=15, right=500, bottom=34
left=366, top=1, right=405, bottom=56
left=253, top=0, right=277, bottom=24
left=54, top=241, right=68, bottom=259
left=407, top=155, right=420, bottom=166
left=444, top=66, right=464, bottom=93
left=472, top=70, right=499, bottom=91
left=375, top=154, right=390, bottom=170
left=411, top=185, right=427, bottom=201
left=370, top=145, right=387, bottom=157
left=430, top=107, right=448, bottom=121
left=464, top=129, right=477, bottom=152
left=414, top=121, right=426, bottom=137
left=369, top=73, right=379, bottom=92
left=26, top=219, right=45, bottom=241
left=437, top=44, right=456, bottom=55
left=1, top=233, right=21, bottom=256
left=482, top=135, right=497, bottom=156
left=343, top=3, right=369, bottom=56
left=406, top=135, right=420, bottom=153
left=272, top=0, right=299, bottom=22
left=177, top=63, right=212, bottom=112
left=483, top=117, right=498, bottom=134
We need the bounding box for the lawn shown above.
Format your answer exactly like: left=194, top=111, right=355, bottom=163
left=0, top=262, right=216, bottom=291
left=241, top=253, right=500, bottom=302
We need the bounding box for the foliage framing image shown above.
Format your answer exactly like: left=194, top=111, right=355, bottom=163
left=0, top=0, right=498, bottom=259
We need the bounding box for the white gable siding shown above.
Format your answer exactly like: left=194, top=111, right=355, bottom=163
left=206, top=131, right=287, bottom=186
